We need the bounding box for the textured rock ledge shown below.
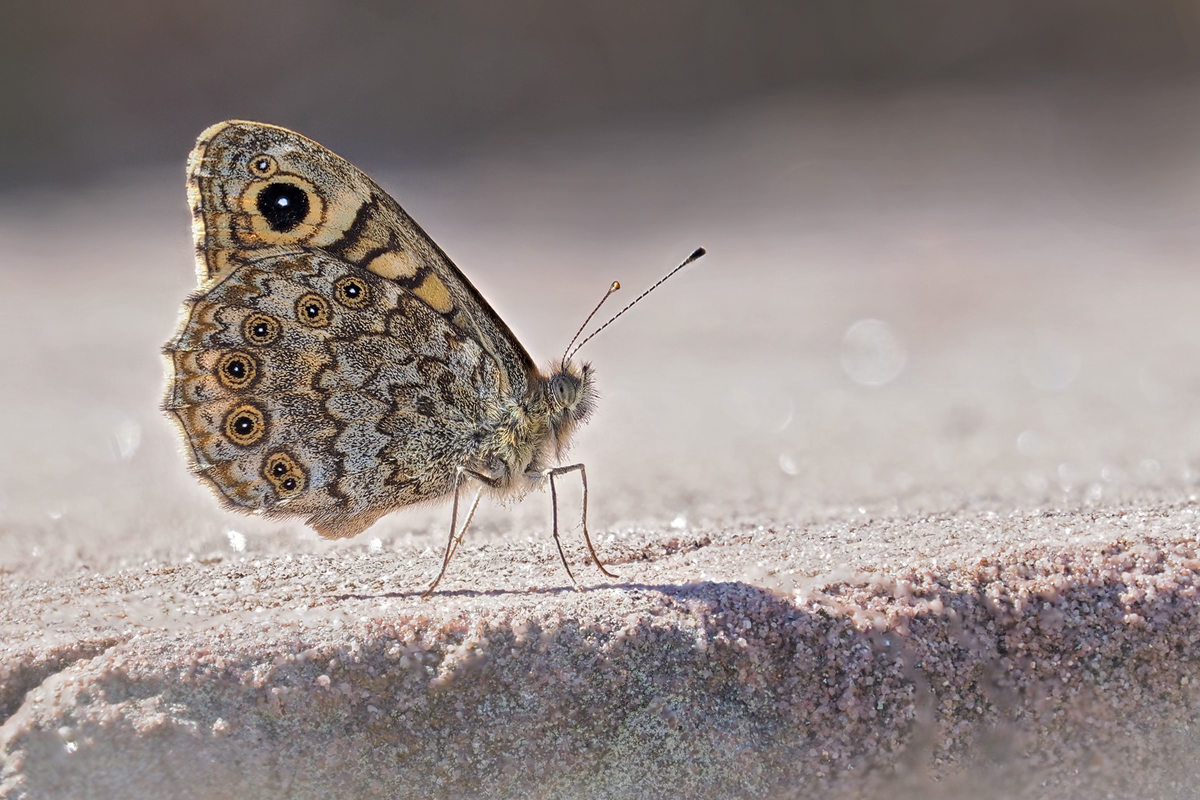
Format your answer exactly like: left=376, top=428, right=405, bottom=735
left=4, top=507, right=1200, bottom=799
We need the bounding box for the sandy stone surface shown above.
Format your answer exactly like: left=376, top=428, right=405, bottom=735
left=5, top=86, right=1200, bottom=798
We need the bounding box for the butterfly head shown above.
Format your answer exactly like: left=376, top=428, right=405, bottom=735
left=545, top=360, right=596, bottom=453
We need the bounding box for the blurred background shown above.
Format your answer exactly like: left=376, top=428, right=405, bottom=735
left=4, top=0, right=1200, bottom=185
left=4, top=0, right=1200, bottom=573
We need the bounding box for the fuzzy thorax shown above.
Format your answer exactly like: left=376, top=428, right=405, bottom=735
left=472, top=360, right=596, bottom=495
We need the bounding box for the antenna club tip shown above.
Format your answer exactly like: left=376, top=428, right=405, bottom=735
left=611, top=281, right=620, bottom=291
left=690, top=247, right=706, bottom=260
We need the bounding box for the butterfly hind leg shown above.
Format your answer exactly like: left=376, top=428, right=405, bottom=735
left=421, top=467, right=490, bottom=599
left=546, top=463, right=618, bottom=591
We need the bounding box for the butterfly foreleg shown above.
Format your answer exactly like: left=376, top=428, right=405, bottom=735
left=421, top=466, right=493, bottom=598
left=545, top=463, right=618, bottom=591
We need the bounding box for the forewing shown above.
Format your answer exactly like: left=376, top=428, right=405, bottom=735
left=186, top=120, right=536, bottom=397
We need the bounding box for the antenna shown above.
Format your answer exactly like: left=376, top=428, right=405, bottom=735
left=566, top=247, right=705, bottom=362
left=561, top=281, right=621, bottom=365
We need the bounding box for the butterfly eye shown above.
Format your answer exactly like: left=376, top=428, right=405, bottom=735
left=248, top=154, right=278, bottom=178
left=242, top=313, right=281, bottom=345
left=548, top=373, right=580, bottom=408
left=256, top=182, right=310, bottom=233
left=216, top=351, right=257, bottom=390
left=295, top=294, right=332, bottom=327
left=224, top=403, right=267, bottom=446
left=333, top=276, right=371, bottom=309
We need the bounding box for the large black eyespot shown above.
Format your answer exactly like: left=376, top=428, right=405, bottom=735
left=333, top=275, right=371, bottom=309
left=242, top=313, right=281, bottom=345
left=216, top=351, right=257, bottom=390
left=224, top=404, right=267, bottom=446
left=295, top=293, right=331, bottom=328
left=256, top=182, right=310, bottom=233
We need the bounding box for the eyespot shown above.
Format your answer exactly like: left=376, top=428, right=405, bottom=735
left=242, top=313, right=281, bottom=345
left=295, top=293, right=331, bottom=328
left=263, top=451, right=305, bottom=496
left=248, top=154, right=278, bottom=178
left=224, top=403, right=267, bottom=446
left=333, top=275, right=371, bottom=309
left=256, top=182, right=311, bottom=233
left=241, top=176, right=322, bottom=244
left=215, top=351, right=257, bottom=390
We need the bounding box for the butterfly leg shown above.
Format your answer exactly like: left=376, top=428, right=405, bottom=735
left=546, top=463, right=618, bottom=590
left=443, top=486, right=483, bottom=570
left=421, top=467, right=488, bottom=599
left=546, top=469, right=580, bottom=590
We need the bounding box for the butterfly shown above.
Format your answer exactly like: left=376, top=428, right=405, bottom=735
left=162, top=120, right=703, bottom=595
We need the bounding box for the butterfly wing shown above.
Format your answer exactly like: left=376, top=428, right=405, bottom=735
left=185, top=120, right=537, bottom=394
left=164, top=121, right=535, bottom=538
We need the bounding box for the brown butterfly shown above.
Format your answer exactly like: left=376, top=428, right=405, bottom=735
left=162, top=121, right=703, bottom=595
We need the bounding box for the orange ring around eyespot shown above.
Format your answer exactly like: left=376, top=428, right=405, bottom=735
left=248, top=153, right=278, bottom=178
left=333, top=275, right=371, bottom=309
left=241, top=176, right=324, bottom=244
left=215, top=351, right=258, bottom=391
left=242, top=313, right=281, bottom=345
left=224, top=403, right=267, bottom=447
left=295, top=293, right=332, bottom=328
left=263, top=451, right=306, bottom=496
